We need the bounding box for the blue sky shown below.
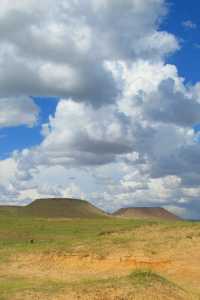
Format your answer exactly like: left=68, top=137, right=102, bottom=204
left=1, top=0, right=200, bottom=218
left=0, top=97, right=58, bottom=159
left=163, top=0, right=200, bottom=84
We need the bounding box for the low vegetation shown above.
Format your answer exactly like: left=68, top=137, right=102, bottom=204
left=0, top=199, right=199, bottom=299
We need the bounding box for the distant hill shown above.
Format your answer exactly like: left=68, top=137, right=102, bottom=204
left=0, top=200, right=181, bottom=220
left=23, top=198, right=108, bottom=218
left=113, top=207, right=180, bottom=221
left=0, top=198, right=108, bottom=219
left=0, top=205, right=20, bottom=216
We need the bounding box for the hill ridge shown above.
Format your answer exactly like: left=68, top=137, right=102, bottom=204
left=24, top=198, right=108, bottom=218
left=0, top=198, right=108, bottom=219
left=0, top=199, right=180, bottom=220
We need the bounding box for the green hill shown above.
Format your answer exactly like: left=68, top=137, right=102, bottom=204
left=0, top=205, right=20, bottom=216
left=22, top=198, right=108, bottom=218
left=0, top=198, right=108, bottom=219
left=0, top=200, right=180, bottom=220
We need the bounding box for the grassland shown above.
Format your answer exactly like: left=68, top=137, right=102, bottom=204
left=0, top=215, right=200, bottom=299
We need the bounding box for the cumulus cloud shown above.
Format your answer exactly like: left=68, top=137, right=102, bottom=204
left=0, top=97, right=39, bottom=127
left=142, top=78, right=200, bottom=127
left=0, top=0, right=179, bottom=105
left=40, top=99, right=133, bottom=166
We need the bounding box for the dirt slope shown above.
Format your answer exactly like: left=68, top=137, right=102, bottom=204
left=113, top=207, right=180, bottom=220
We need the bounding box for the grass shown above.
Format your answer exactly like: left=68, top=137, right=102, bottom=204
left=76, top=269, right=175, bottom=288
left=0, top=214, right=199, bottom=299
left=129, top=270, right=174, bottom=287
left=54, top=270, right=188, bottom=300
left=0, top=215, right=156, bottom=253
left=0, top=215, right=197, bottom=259
left=0, top=276, right=66, bottom=300
left=0, top=271, right=187, bottom=300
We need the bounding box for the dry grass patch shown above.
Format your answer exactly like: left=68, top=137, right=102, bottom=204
left=0, top=216, right=200, bottom=299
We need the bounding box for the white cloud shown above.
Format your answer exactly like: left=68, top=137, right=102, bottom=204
left=39, top=63, right=82, bottom=92
left=0, top=158, right=17, bottom=185
left=182, top=20, right=197, bottom=29
left=0, top=97, right=39, bottom=127
left=0, top=0, right=179, bottom=104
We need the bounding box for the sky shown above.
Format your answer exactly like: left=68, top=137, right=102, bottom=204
left=0, top=0, right=200, bottom=219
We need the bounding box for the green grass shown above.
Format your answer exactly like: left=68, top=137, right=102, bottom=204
left=0, top=215, right=156, bottom=254
left=129, top=270, right=174, bottom=287
left=73, top=269, right=173, bottom=288
left=0, top=276, right=66, bottom=300
left=0, top=215, right=196, bottom=255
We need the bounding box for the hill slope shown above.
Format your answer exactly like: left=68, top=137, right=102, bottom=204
left=21, top=198, right=108, bottom=218
left=113, top=207, right=180, bottom=221
left=0, top=206, right=20, bottom=216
